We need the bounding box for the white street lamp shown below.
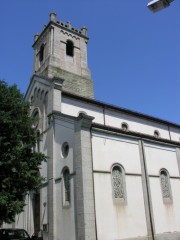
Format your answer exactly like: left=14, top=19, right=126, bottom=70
left=147, top=0, right=174, bottom=12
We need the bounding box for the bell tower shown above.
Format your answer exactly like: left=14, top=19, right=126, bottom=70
left=32, top=13, right=94, bottom=98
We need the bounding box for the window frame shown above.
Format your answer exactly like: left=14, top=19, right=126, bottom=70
left=39, top=43, right=45, bottom=63
left=111, top=164, right=127, bottom=205
left=159, top=168, right=173, bottom=204
left=61, top=142, right=69, bottom=159
left=66, top=40, right=74, bottom=57
left=62, top=167, right=71, bottom=208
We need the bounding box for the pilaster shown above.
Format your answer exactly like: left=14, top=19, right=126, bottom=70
left=138, top=140, right=154, bottom=240
left=175, top=147, right=180, bottom=176
left=47, top=77, right=64, bottom=115
left=74, top=113, right=96, bottom=240
left=47, top=116, right=55, bottom=240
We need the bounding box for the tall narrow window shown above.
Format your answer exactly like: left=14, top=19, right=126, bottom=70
left=111, top=164, right=126, bottom=204
left=39, top=44, right=44, bottom=63
left=160, top=169, right=172, bottom=203
left=63, top=168, right=70, bottom=207
left=66, top=40, right=74, bottom=57
left=36, top=130, right=40, bottom=152
left=44, top=91, right=48, bottom=128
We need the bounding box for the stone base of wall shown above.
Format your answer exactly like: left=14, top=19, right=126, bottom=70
left=115, top=236, right=151, bottom=240
left=155, top=232, right=180, bottom=240
left=119, top=232, right=180, bottom=240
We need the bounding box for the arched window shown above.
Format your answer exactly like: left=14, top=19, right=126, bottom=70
left=62, top=168, right=70, bottom=206
left=39, top=44, right=44, bottom=62
left=66, top=40, right=74, bottom=57
left=160, top=169, right=172, bottom=203
left=111, top=164, right=126, bottom=204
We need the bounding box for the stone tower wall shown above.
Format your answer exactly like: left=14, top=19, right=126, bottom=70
left=32, top=13, right=94, bottom=98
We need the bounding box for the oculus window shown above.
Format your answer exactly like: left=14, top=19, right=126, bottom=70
left=61, top=142, right=69, bottom=158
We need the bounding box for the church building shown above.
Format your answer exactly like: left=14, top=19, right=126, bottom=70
left=5, top=13, right=180, bottom=240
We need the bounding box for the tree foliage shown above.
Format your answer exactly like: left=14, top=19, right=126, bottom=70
left=0, top=80, right=46, bottom=225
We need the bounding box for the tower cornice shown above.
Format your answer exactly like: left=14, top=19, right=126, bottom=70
left=32, top=19, right=89, bottom=48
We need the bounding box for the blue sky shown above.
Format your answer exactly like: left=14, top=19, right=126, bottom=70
left=0, top=0, right=180, bottom=123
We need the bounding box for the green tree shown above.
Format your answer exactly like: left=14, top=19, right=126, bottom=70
left=0, top=80, right=46, bottom=225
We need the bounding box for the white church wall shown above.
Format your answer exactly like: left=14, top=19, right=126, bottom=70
left=40, top=161, right=48, bottom=181
left=2, top=194, right=35, bottom=236
left=3, top=205, right=28, bottom=231
left=62, top=96, right=180, bottom=144
left=144, top=143, right=179, bottom=176
left=170, top=179, right=180, bottom=227
left=144, top=142, right=180, bottom=235
left=13, top=213, right=24, bottom=230
left=55, top=178, right=76, bottom=240
left=53, top=117, right=76, bottom=240
left=54, top=117, right=74, bottom=179
left=150, top=177, right=180, bottom=234
left=92, top=132, right=141, bottom=174
left=93, top=173, right=147, bottom=240
left=62, top=97, right=104, bottom=124
left=105, top=109, right=170, bottom=139
left=169, top=126, right=180, bottom=142
left=92, top=132, right=148, bottom=239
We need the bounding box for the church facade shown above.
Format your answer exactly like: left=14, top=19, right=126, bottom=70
left=5, top=13, right=180, bottom=240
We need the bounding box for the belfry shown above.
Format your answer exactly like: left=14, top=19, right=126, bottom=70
left=33, top=13, right=94, bottom=98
